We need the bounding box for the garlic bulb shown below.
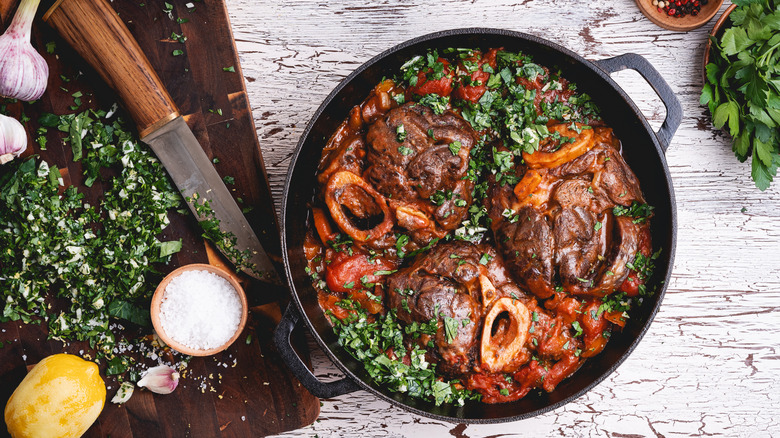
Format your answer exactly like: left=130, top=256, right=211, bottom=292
left=137, top=365, right=180, bottom=395
left=0, top=113, right=27, bottom=165
left=0, top=0, right=49, bottom=102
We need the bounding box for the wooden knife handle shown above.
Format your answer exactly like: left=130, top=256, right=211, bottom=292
left=43, top=0, right=179, bottom=137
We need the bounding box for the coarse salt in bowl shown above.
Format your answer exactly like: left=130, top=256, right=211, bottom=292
left=151, top=264, right=248, bottom=356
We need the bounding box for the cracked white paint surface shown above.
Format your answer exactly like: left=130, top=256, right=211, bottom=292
left=225, top=0, right=780, bottom=436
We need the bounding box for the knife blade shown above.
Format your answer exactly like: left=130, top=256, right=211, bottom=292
left=43, top=0, right=282, bottom=284
left=142, top=117, right=281, bottom=284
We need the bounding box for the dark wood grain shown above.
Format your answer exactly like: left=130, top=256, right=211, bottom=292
left=0, top=0, right=318, bottom=436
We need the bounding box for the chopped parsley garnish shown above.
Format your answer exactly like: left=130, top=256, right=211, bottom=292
left=171, top=31, right=187, bottom=43
left=395, top=234, right=410, bottom=258
left=406, top=237, right=440, bottom=258
left=430, top=189, right=454, bottom=206
left=598, top=291, right=631, bottom=317
left=613, top=201, right=654, bottom=223
left=396, top=124, right=407, bottom=142
left=571, top=321, right=583, bottom=337
left=418, top=94, right=450, bottom=115
left=374, top=269, right=396, bottom=276
left=443, top=316, right=459, bottom=344
left=626, top=248, right=662, bottom=295
left=398, top=145, right=414, bottom=156
left=449, top=141, right=462, bottom=156
left=189, top=193, right=259, bottom=275
left=331, top=304, right=479, bottom=406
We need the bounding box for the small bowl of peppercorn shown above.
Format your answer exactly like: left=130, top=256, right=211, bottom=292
left=636, top=0, right=724, bottom=32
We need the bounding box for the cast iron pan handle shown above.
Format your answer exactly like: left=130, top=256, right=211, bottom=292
left=274, top=305, right=360, bottom=398
left=595, top=53, right=682, bottom=153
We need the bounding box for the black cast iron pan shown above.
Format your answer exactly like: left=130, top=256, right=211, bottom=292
left=275, top=28, right=680, bottom=423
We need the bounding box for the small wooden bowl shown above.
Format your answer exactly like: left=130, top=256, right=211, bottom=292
left=151, top=264, right=248, bottom=356
left=636, top=0, right=724, bottom=32
left=702, top=3, right=737, bottom=78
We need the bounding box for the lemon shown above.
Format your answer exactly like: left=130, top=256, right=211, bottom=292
left=4, top=353, right=106, bottom=438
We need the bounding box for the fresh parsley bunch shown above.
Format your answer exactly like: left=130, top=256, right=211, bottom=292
left=701, top=0, right=780, bottom=190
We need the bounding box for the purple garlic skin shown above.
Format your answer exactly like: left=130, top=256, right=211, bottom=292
left=0, top=0, right=49, bottom=102
left=137, top=365, right=180, bottom=395
left=0, top=113, right=27, bottom=165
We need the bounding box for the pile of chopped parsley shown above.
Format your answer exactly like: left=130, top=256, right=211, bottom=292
left=0, top=108, right=183, bottom=354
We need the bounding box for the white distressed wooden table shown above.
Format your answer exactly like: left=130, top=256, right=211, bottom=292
left=225, top=1, right=780, bottom=436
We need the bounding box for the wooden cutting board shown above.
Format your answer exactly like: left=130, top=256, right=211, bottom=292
left=0, top=0, right=319, bottom=436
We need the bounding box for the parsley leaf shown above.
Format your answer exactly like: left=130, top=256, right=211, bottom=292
left=571, top=321, right=583, bottom=337
left=443, top=316, right=459, bottom=344
left=159, top=239, right=183, bottom=257
left=449, top=141, right=462, bottom=156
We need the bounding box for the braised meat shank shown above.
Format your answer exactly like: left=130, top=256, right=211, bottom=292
left=317, top=95, right=478, bottom=251
left=488, top=125, right=648, bottom=298
left=366, top=103, right=477, bottom=241
left=386, top=241, right=534, bottom=376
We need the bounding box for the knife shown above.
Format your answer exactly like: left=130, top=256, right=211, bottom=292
left=43, top=0, right=282, bottom=285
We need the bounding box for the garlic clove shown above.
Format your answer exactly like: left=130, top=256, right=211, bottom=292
left=136, top=365, right=180, bottom=394
left=0, top=0, right=49, bottom=102
left=0, top=113, right=27, bottom=165
left=111, top=381, right=135, bottom=404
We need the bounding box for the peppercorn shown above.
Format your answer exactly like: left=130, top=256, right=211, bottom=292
left=652, top=0, right=706, bottom=18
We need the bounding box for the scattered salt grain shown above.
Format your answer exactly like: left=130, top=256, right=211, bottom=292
left=159, top=270, right=242, bottom=350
